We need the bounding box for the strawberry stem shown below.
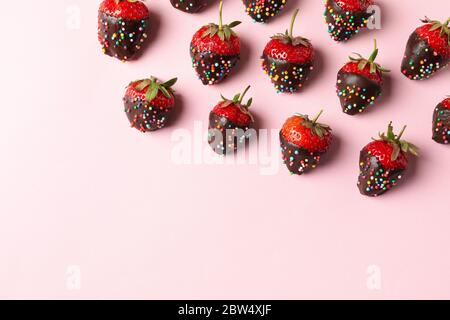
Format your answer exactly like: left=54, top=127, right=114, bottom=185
left=218, top=0, right=223, bottom=31
left=368, top=39, right=378, bottom=63
left=289, top=9, right=299, bottom=39
left=397, top=125, right=407, bottom=141
left=238, top=86, right=251, bottom=104
left=312, top=110, right=324, bottom=124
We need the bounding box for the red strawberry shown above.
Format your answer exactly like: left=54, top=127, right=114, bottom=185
left=123, top=77, right=177, bottom=132
left=243, top=0, right=287, bottom=23
left=432, top=97, right=450, bottom=144
left=170, top=0, right=208, bottom=13
left=190, top=1, right=241, bottom=85
left=208, top=86, right=255, bottom=155
left=336, top=39, right=390, bottom=115
left=280, top=110, right=333, bottom=175
left=98, top=0, right=150, bottom=61
left=324, top=0, right=374, bottom=42
left=358, top=123, right=419, bottom=197
left=401, top=17, right=450, bottom=80
left=261, top=9, right=315, bottom=93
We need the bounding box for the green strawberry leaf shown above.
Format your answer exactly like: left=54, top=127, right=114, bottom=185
left=224, top=27, right=231, bottom=41
left=391, top=143, right=400, bottom=161
left=228, top=21, right=241, bottom=28
left=146, top=83, right=158, bottom=102
left=135, top=79, right=151, bottom=91
left=160, top=86, right=171, bottom=99
left=133, top=77, right=177, bottom=103
left=218, top=30, right=225, bottom=41
left=162, top=78, right=177, bottom=88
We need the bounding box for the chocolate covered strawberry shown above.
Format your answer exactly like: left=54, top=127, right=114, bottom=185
left=123, top=77, right=177, bottom=132
left=280, top=110, right=332, bottom=175
left=261, top=9, right=315, bottom=93
left=358, top=123, right=419, bottom=197
left=324, top=0, right=374, bottom=42
left=208, top=86, right=255, bottom=155
left=171, top=0, right=207, bottom=13
left=432, top=97, right=450, bottom=144
left=336, top=39, right=389, bottom=115
left=98, top=0, right=150, bottom=61
left=190, top=1, right=241, bottom=85
left=243, top=0, right=287, bottom=23
left=401, top=17, right=450, bottom=80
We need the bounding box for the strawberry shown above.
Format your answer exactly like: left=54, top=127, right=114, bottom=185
left=208, top=86, right=255, bottom=155
left=280, top=110, right=332, bottom=175
left=336, top=39, right=390, bottom=115
left=190, top=1, right=241, bottom=85
left=358, top=123, right=419, bottom=197
left=324, top=0, right=374, bottom=42
left=432, top=97, right=450, bottom=144
left=242, top=0, right=287, bottom=23
left=401, top=17, right=450, bottom=80
left=261, top=9, right=315, bottom=93
left=98, top=0, right=150, bottom=61
left=123, top=77, right=177, bottom=132
left=170, top=0, right=207, bottom=13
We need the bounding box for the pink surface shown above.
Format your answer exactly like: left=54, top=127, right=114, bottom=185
left=1, top=0, right=450, bottom=299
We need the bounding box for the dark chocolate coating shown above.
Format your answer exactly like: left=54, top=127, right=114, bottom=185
left=98, top=12, right=149, bottom=61
left=432, top=103, right=450, bottom=144
left=401, top=31, right=449, bottom=80
left=170, top=0, right=207, bottom=13
left=261, top=54, right=314, bottom=93
left=336, top=71, right=381, bottom=115
left=324, top=0, right=373, bottom=42
left=190, top=46, right=240, bottom=85
left=243, top=0, right=287, bottom=23
left=280, top=133, right=325, bottom=175
left=357, top=148, right=405, bottom=197
left=123, top=95, right=174, bottom=132
left=208, top=113, right=252, bottom=155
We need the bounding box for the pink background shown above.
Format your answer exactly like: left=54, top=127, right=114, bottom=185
left=1, top=0, right=450, bottom=299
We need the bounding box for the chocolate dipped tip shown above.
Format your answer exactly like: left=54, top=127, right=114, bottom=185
left=243, top=0, right=287, bottom=23
left=357, top=148, right=406, bottom=197
left=98, top=11, right=150, bottom=61
left=432, top=102, right=450, bottom=144
left=324, top=0, right=374, bottom=42
left=170, top=0, right=208, bottom=13
left=401, top=31, right=449, bottom=80
left=280, top=133, right=326, bottom=175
